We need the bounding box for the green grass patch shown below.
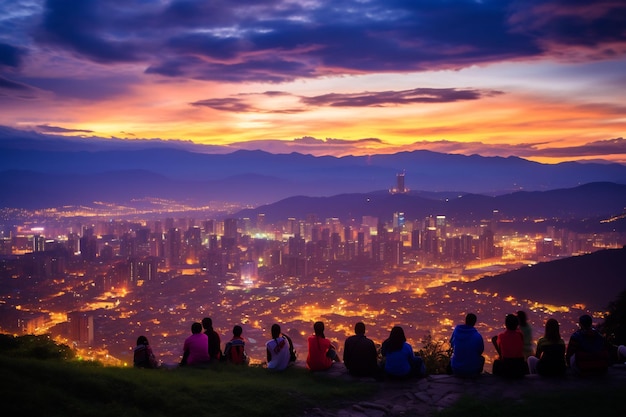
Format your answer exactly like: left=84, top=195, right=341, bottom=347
left=1, top=355, right=377, bottom=417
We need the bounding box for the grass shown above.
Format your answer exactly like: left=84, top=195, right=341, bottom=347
left=1, top=355, right=378, bottom=417
left=436, top=384, right=626, bottom=417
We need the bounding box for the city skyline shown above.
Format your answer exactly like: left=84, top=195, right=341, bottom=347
left=1, top=1, right=625, bottom=163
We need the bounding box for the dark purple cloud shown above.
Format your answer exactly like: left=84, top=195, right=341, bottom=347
left=529, top=138, right=626, bottom=157
left=36, top=125, right=94, bottom=134
left=191, top=87, right=498, bottom=113
left=191, top=98, right=257, bottom=112
left=22, top=0, right=625, bottom=83
left=301, top=88, right=500, bottom=107
left=0, top=75, right=32, bottom=91
left=0, top=75, right=42, bottom=100
left=0, top=43, right=26, bottom=68
left=19, top=76, right=136, bottom=100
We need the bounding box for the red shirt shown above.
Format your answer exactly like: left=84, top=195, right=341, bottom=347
left=497, top=329, right=524, bottom=359
left=306, top=335, right=333, bottom=371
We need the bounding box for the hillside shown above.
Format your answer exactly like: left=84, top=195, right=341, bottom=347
left=236, top=182, right=626, bottom=226
left=466, top=246, right=626, bottom=311
left=2, top=340, right=625, bottom=417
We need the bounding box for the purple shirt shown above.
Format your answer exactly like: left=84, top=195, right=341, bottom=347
left=183, top=333, right=210, bottom=365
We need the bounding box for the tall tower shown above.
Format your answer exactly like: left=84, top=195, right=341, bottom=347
left=397, top=172, right=406, bottom=193
left=389, top=171, right=408, bottom=194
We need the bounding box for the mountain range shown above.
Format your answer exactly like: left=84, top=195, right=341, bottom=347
left=1, top=127, right=626, bottom=210
left=235, top=182, right=626, bottom=226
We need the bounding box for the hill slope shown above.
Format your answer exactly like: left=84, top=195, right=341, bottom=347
left=466, top=247, right=626, bottom=311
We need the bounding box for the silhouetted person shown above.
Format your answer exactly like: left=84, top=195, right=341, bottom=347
left=492, top=314, right=526, bottom=378
left=381, top=326, right=425, bottom=379
left=180, top=322, right=210, bottom=366
left=224, top=325, right=248, bottom=365
left=527, top=318, right=566, bottom=377
left=343, top=322, right=379, bottom=378
left=566, top=314, right=610, bottom=376
left=517, top=310, right=533, bottom=359
left=306, top=321, right=340, bottom=371
left=202, top=317, right=222, bottom=363
left=449, top=313, right=485, bottom=377
left=133, top=335, right=159, bottom=369
left=266, top=323, right=291, bottom=371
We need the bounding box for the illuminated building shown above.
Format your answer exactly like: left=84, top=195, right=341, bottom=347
left=222, top=218, right=238, bottom=250
left=165, top=228, right=182, bottom=267
left=390, top=171, right=408, bottom=194
left=67, top=311, right=94, bottom=347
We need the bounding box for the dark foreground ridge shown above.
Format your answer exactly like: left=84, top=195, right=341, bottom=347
left=301, top=363, right=626, bottom=416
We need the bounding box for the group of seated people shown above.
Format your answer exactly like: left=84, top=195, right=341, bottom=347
left=309, top=321, right=425, bottom=379
left=134, top=313, right=626, bottom=379
left=486, top=312, right=625, bottom=378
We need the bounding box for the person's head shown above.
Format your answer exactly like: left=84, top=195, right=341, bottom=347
left=136, top=335, right=149, bottom=346
left=354, top=322, right=366, bottom=335
left=505, top=314, right=519, bottom=331
left=233, top=325, right=243, bottom=337
left=201, top=317, right=213, bottom=331
left=579, top=314, right=593, bottom=330
left=465, top=313, right=477, bottom=327
left=517, top=310, right=528, bottom=326
left=544, top=318, right=561, bottom=341
left=271, top=323, right=281, bottom=339
left=191, top=322, right=202, bottom=334
left=313, top=321, right=325, bottom=337
left=388, top=326, right=406, bottom=352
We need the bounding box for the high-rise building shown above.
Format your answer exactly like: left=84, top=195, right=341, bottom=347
left=67, top=311, right=94, bottom=346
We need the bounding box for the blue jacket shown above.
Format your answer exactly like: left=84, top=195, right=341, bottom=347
left=450, top=324, right=484, bottom=375
left=382, top=342, right=414, bottom=376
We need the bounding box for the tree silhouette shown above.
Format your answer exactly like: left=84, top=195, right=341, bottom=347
left=599, top=289, right=626, bottom=346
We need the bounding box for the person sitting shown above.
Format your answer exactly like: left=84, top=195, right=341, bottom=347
left=566, top=314, right=610, bottom=376
left=180, top=322, right=211, bottom=366
left=343, top=322, right=379, bottom=378
left=224, top=325, right=249, bottom=365
left=527, top=318, right=566, bottom=377
left=517, top=310, right=533, bottom=359
left=380, top=326, right=425, bottom=379
left=449, top=313, right=485, bottom=377
left=202, top=317, right=222, bottom=363
left=133, top=335, right=159, bottom=369
left=306, top=321, right=340, bottom=371
left=492, top=314, right=527, bottom=378
left=266, top=323, right=292, bottom=371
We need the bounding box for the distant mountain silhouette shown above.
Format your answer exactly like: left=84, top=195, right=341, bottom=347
left=2, top=136, right=626, bottom=207
left=465, top=246, right=626, bottom=312
left=236, top=182, right=626, bottom=225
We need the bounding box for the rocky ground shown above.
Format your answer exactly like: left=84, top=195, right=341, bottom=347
left=300, top=364, right=626, bottom=417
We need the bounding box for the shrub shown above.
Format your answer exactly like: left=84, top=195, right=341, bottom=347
left=0, top=334, right=75, bottom=360
left=417, top=332, right=452, bottom=375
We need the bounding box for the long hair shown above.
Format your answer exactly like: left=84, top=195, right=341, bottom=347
left=387, top=326, right=406, bottom=352
left=313, top=321, right=325, bottom=338
left=136, top=335, right=149, bottom=346
left=544, top=318, right=561, bottom=342
left=271, top=323, right=281, bottom=339
left=517, top=310, right=528, bottom=327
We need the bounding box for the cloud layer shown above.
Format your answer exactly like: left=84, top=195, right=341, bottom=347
left=0, top=1, right=625, bottom=164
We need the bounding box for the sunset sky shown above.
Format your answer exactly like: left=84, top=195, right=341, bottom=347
left=1, top=0, right=625, bottom=163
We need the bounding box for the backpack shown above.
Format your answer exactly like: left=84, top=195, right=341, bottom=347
left=224, top=338, right=247, bottom=364
left=283, top=333, right=297, bottom=362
